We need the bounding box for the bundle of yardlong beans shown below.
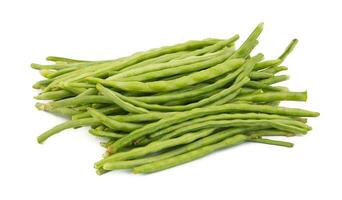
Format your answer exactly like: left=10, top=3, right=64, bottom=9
left=32, top=23, right=319, bottom=174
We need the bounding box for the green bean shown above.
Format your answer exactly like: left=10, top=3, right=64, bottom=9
left=60, top=83, right=87, bottom=94
left=120, top=49, right=234, bottom=82
left=87, top=58, right=245, bottom=93
left=44, top=39, right=221, bottom=91
left=133, top=67, right=243, bottom=103
left=39, top=95, right=112, bottom=110
left=235, top=54, right=264, bottom=82
left=262, top=66, right=288, bottom=74
left=96, top=84, right=149, bottom=114
left=78, top=88, right=98, bottom=96
left=253, top=59, right=281, bottom=71
left=239, top=87, right=257, bottom=95
left=35, top=90, right=74, bottom=100
left=31, top=60, right=106, bottom=70
left=104, top=77, right=247, bottom=111
left=250, top=71, right=273, bottom=80
left=244, top=81, right=283, bottom=91
left=96, top=127, right=261, bottom=170
left=249, top=129, right=296, bottom=137
left=248, top=138, right=294, bottom=147
left=164, top=89, right=221, bottom=106
left=65, top=82, right=95, bottom=89
left=47, top=107, right=81, bottom=117
left=46, top=56, right=92, bottom=63
left=149, top=113, right=298, bottom=139
left=109, top=112, right=177, bottom=123
left=120, top=51, right=189, bottom=72
left=237, top=91, right=307, bottom=102
left=259, top=75, right=289, bottom=85
left=233, top=23, right=263, bottom=58
left=132, top=134, right=248, bottom=174
left=46, top=67, right=78, bottom=79
left=40, top=69, right=54, bottom=78
left=37, top=118, right=100, bottom=143
left=72, top=105, right=123, bottom=120
left=279, top=39, right=298, bottom=63
left=108, top=104, right=319, bottom=153
left=87, top=108, right=143, bottom=132
left=33, top=79, right=53, bottom=89
left=101, top=129, right=215, bottom=167
left=160, top=119, right=309, bottom=141
left=208, top=89, right=241, bottom=106
left=108, top=49, right=228, bottom=80
left=89, top=129, right=125, bottom=138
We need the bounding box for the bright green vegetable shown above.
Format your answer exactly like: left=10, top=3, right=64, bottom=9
left=32, top=23, right=319, bottom=175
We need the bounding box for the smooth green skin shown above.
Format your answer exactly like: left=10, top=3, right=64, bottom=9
left=37, top=112, right=144, bottom=143
left=108, top=103, right=319, bottom=153
left=47, top=107, right=81, bottom=117
left=61, top=83, right=87, bottom=94
left=245, top=81, right=284, bottom=91
left=259, top=75, right=289, bottom=85
left=46, top=67, right=78, bottom=79
left=120, top=51, right=189, bottom=72
left=235, top=54, right=264, bottom=82
left=164, top=89, right=221, bottom=106
left=109, top=112, right=177, bottom=122
left=97, top=127, right=261, bottom=170
left=87, top=108, right=142, bottom=132
left=31, top=60, right=104, bottom=70
left=33, top=79, right=53, bottom=89
left=78, top=88, right=98, bottom=96
left=132, top=134, right=248, bottom=174
left=159, top=119, right=309, bottom=141
left=248, top=138, right=294, bottom=147
left=99, top=128, right=295, bottom=171
left=100, top=129, right=216, bottom=168
left=35, top=90, right=73, bottom=100
left=279, top=39, right=298, bottom=63
left=237, top=91, right=307, bottom=102
left=107, top=49, right=228, bottom=80
left=133, top=67, right=243, bottom=103
left=118, top=40, right=237, bottom=72
left=88, top=58, right=245, bottom=93
left=37, top=118, right=100, bottom=143
left=250, top=71, right=273, bottom=80
left=72, top=105, right=123, bottom=120
left=239, top=87, right=256, bottom=95
left=38, top=96, right=113, bottom=110
left=96, top=84, right=149, bottom=114
left=253, top=59, right=281, bottom=71
left=120, top=49, right=234, bottom=82
left=105, top=77, right=249, bottom=112
left=43, top=39, right=220, bottom=91
left=149, top=112, right=298, bottom=139
left=249, top=129, right=296, bottom=137
left=262, top=66, right=288, bottom=74
left=89, top=129, right=125, bottom=138
left=210, top=89, right=241, bottom=105
left=46, top=56, right=91, bottom=63
left=65, top=82, right=95, bottom=89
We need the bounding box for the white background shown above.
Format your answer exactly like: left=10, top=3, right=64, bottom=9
left=0, top=0, right=341, bottom=199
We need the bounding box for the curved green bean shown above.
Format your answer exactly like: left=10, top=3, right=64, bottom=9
left=96, top=84, right=149, bottom=114
left=120, top=50, right=234, bottom=82
left=87, top=108, right=143, bottom=132
left=108, top=104, right=319, bottom=153
left=87, top=58, right=245, bottom=93
left=132, top=134, right=248, bottom=174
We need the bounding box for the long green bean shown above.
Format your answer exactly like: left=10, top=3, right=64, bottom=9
left=108, top=104, right=318, bottom=153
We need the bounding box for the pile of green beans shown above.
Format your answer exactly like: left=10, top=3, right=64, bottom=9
left=32, top=23, right=319, bottom=174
